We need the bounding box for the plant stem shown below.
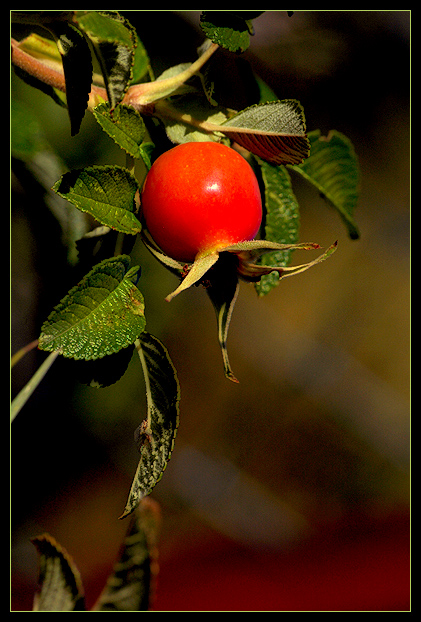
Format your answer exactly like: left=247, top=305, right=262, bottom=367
left=123, top=42, right=219, bottom=108
left=10, top=350, right=60, bottom=422
left=11, top=339, right=39, bottom=368
left=11, top=36, right=219, bottom=114
left=135, top=338, right=152, bottom=434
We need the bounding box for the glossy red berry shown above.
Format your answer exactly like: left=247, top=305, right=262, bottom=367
left=141, top=142, right=263, bottom=263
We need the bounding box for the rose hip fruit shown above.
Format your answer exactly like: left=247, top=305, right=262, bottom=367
left=141, top=141, right=262, bottom=263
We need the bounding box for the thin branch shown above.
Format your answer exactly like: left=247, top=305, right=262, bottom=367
left=11, top=37, right=219, bottom=115
left=11, top=38, right=67, bottom=92
left=11, top=339, right=39, bottom=368
left=11, top=350, right=60, bottom=422
left=123, top=42, right=219, bottom=108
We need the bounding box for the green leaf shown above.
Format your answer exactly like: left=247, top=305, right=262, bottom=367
left=92, top=102, right=146, bottom=158
left=38, top=255, right=146, bottom=360
left=254, top=160, right=300, bottom=296
left=53, top=165, right=142, bottom=235
left=217, top=100, right=310, bottom=165
left=163, top=95, right=229, bottom=145
left=200, top=11, right=256, bottom=53
left=130, top=33, right=152, bottom=84
left=49, top=21, right=93, bottom=135
left=95, top=498, right=161, bottom=611
left=290, top=129, right=360, bottom=239
left=31, top=534, right=85, bottom=611
left=120, top=333, right=180, bottom=519
left=74, top=10, right=136, bottom=109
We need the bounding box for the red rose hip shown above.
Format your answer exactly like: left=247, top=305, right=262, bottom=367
left=141, top=141, right=263, bottom=263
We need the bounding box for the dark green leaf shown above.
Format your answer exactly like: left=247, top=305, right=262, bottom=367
left=120, top=333, right=180, bottom=518
left=95, top=498, right=161, bottom=611
left=49, top=21, right=93, bottom=135
left=38, top=255, right=145, bottom=360
left=53, top=165, right=142, bottom=235
left=130, top=34, right=152, bottom=84
left=93, top=102, right=146, bottom=158
left=74, top=10, right=136, bottom=109
left=254, top=159, right=300, bottom=296
left=200, top=11, right=253, bottom=53
left=31, top=534, right=85, bottom=612
left=290, top=129, right=360, bottom=239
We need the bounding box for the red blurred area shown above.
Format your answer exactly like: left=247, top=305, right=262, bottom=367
left=151, top=511, right=410, bottom=612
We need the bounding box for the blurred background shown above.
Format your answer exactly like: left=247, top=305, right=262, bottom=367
left=11, top=11, right=410, bottom=611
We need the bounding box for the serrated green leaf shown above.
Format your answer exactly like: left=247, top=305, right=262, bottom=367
left=53, top=165, right=142, bottom=235
left=95, top=498, right=161, bottom=611
left=74, top=10, right=136, bottom=109
left=130, top=34, right=152, bottom=84
left=216, top=100, right=310, bottom=165
left=290, top=129, right=360, bottom=239
left=93, top=102, right=146, bottom=158
left=31, top=534, right=85, bottom=612
left=200, top=11, right=253, bottom=53
left=120, top=333, right=180, bottom=519
left=254, top=160, right=300, bottom=296
left=38, top=255, right=145, bottom=360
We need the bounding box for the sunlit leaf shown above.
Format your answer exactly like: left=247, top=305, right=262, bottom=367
left=38, top=255, right=145, bottom=360
left=53, top=165, right=142, bottom=235
left=163, top=94, right=229, bottom=144
left=215, top=100, right=310, bottom=165
left=93, top=102, right=146, bottom=158
left=200, top=11, right=258, bottom=53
